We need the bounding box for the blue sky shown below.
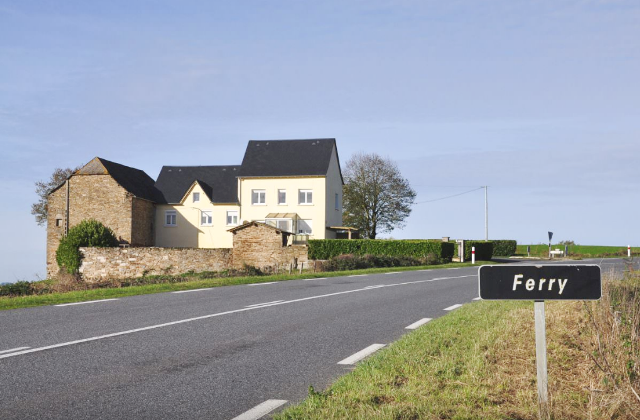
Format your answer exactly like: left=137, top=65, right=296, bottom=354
left=1, top=0, right=639, bottom=281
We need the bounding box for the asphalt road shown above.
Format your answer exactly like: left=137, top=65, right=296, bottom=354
left=0, top=258, right=627, bottom=419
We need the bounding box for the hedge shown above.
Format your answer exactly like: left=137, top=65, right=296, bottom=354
left=308, top=239, right=455, bottom=263
left=463, top=241, right=493, bottom=261
left=491, top=240, right=517, bottom=256
left=57, top=219, right=119, bottom=274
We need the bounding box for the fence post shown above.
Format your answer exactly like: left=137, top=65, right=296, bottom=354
left=629, top=245, right=631, bottom=258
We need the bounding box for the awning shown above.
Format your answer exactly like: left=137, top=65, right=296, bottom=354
left=265, top=213, right=299, bottom=219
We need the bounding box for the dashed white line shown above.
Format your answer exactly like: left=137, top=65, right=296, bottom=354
left=405, top=318, right=432, bottom=330
left=1, top=274, right=475, bottom=360
left=245, top=300, right=285, bottom=308
left=363, top=285, right=385, bottom=289
left=302, top=277, right=327, bottom=281
left=384, top=272, right=401, bottom=275
left=0, top=347, right=30, bottom=355
left=348, top=274, right=367, bottom=277
left=444, top=304, right=463, bottom=311
left=338, top=344, right=386, bottom=365
left=55, top=299, right=119, bottom=307
left=172, top=288, right=212, bottom=294
left=231, top=399, right=288, bottom=420
left=247, top=282, right=277, bottom=286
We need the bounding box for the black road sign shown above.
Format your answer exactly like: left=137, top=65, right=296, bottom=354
left=479, top=265, right=601, bottom=300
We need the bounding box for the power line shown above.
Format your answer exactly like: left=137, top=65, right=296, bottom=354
left=414, top=187, right=484, bottom=204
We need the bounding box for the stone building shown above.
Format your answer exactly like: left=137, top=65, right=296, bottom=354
left=46, top=157, right=162, bottom=276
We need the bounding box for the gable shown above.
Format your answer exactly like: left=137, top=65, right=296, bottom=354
left=154, top=165, right=240, bottom=204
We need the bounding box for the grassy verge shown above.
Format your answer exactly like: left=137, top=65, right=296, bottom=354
left=275, top=273, right=640, bottom=420
left=0, top=261, right=488, bottom=311
left=517, top=244, right=635, bottom=259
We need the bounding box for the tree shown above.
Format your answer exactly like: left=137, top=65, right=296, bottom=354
left=343, top=152, right=416, bottom=239
left=31, top=167, right=78, bottom=226
left=56, top=219, right=118, bottom=274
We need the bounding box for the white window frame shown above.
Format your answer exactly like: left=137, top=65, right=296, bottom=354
left=278, top=189, right=287, bottom=205
left=252, top=189, right=266, bottom=205
left=165, top=210, right=177, bottom=227
left=226, top=210, right=239, bottom=226
left=200, top=210, right=213, bottom=226
left=298, top=219, right=313, bottom=235
left=265, top=218, right=292, bottom=232
left=193, top=192, right=200, bottom=203
left=299, top=189, right=313, bottom=205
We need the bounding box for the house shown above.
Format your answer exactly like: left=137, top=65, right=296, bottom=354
left=154, top=138, right=344, bottom=247
left=47, top=139, right=344, bottom=276
left=46, top=157, right=162, bottom=276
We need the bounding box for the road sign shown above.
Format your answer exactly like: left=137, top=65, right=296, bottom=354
left=479, top=265, right=601, bottom=301
left=548, top=231, right=553, bottom=242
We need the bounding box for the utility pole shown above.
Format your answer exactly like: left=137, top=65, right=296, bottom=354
left=484, top=186, right=488, bottom=241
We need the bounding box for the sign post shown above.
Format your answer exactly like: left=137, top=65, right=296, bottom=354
left=479, top=265, right=601, bottom=418
left=548, top=232, right=553, bottom=258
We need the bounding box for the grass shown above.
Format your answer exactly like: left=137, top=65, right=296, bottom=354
left=517, top=244, right=635, bottom=259
left=0, top=261, right=488, bottom=311
left=275, top=271, right=640, bottom=420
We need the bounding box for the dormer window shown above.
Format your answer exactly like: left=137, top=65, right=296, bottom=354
left=193, top=192, right=200, bottom=202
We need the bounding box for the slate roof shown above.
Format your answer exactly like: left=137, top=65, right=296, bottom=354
left=50, top=157, right=162, bottom=202
left=96, top=158, right=164, bottom=202
left=154, top=166, right=240, bottom=204
left=237, top=138, right=341, bottom=180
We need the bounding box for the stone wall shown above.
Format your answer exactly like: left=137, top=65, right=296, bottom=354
left=79, top=247, right=232, bottom=281
left=77, top=223, right=309, bottom=281
left=46, top=174, right=156, bottom=277
left=231, top=222, right=308, bottom=269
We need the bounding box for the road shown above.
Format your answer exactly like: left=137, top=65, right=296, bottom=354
left=0, top=258, right=625, bottom=419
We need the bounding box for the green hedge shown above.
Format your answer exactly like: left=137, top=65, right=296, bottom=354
left=491, top=240, right=517, bottom=257
left=308, top=239, right=455, bottom=263
left=463, top=241, right=493, bottom=261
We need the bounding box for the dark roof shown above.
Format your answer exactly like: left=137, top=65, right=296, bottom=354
left=96, top=158, right=164, bottom=202
left=49, top=157, right=162, bottom=202
left=237, top=139, right=341, bottom=180
left=154, top=165, right=240, bottom=204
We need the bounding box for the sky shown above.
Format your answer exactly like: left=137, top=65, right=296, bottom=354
left=1, top=0, right=639, bottom=282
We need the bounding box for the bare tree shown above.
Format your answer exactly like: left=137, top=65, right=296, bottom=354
left=343, top=152, right=416, bottom=239
left=31, top=167, right=78, bottom=226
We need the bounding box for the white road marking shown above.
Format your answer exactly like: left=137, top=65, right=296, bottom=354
left=55, top=299, right=119, bottom=307
left=247, top=282, right=277, bottom=286
left=302, top=277, right=327, bottom=281
left=473, top=297, right=482, bottom=301
left=0, top=274, right=475, bottom=360
left=0, top=347, right=30, bottom=355
left=348, top=274, right=367, bottom=277
left=172, top=288, right=212, bottom=294
left=231, top=399, right=288, bottom=420
left=384, top=272, right=401, bottom=275
left=444, top=304, right=463, bottom=311
left=405, top=318, right=432, bottom=330
left=363, top=285, right=385, bottom=289
left=338, top=344, right=386, bottom=365
left=245, top=300, right=285, bottom=308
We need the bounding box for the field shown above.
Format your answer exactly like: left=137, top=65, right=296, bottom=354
left=516, top=244, right=635, bottom=258
left=276, top=271, right=640, bottom=420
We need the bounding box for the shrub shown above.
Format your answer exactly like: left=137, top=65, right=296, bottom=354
left=463, top=241, right=493, bottom=261
left=308, top=239, right=455, bottom=263
left=56, top=219, right=118, bottom=274
left=491, top=240, right=517, bottom=257
left=0, top=281, right=34, bottom=297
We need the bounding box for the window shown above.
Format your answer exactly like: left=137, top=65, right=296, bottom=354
left=298, top=219, right=313, bottom=235
left=201, top=210, right=212, bottom=226
left=252, top=189, right=266, bottom=205
left=165, top=210, right=177, bottom=226
left=299, top=189, right=313, bottom=205
left=226, top=211, right=239, bottom=226
left=278, top=189, right=287, bottom=205
left=55, top=218, right=63, bottom=227
left=193, top=192, right=200, bottom=202
left=335, top=193, right=340, bottom=211
left=266, top=218, right=292, bottom=232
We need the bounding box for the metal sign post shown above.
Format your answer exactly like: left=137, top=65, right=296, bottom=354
left=479, top=265, right=601, bottom=419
